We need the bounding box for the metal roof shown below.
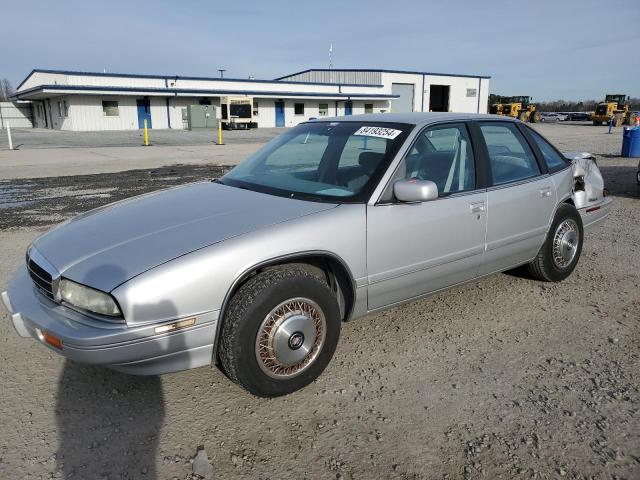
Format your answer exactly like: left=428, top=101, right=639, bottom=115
left=13, top=84, right=398, bottom=101
left=16, top=68, right=383, bottom=91
left=275, top=68, right=492, bottom=81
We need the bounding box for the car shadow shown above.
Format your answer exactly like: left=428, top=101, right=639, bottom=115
left=55, top=363, right=164, bottom=479
left=55, top=265, right=187, bottom=479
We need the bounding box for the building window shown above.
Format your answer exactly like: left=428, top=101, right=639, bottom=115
left=63, top=101, right=69, bottom=117
left=294, top=103, right=304, bottom=115
left=365, top=103, right=374, bottom=114
left=102, top=100, right=119, bottom=116
left=318, top=103, right=328, bottom=116
left=253, top=100, right=259, bottom=117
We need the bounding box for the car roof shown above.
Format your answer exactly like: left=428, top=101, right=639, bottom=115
left=309, top=112, right=516, bottom=126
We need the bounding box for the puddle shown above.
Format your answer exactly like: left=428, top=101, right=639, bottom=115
left=0, top=183, right=36, bottom=209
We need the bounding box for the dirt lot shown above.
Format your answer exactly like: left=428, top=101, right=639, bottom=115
left=0, top=123, right=638, bottom=479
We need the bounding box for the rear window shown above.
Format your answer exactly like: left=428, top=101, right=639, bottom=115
left=479, top=123, right=541, bottom=185
left=527, top=128, right=569, bottom=172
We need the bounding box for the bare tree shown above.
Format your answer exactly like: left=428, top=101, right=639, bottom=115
left=0, top=78, right=14, bottom=101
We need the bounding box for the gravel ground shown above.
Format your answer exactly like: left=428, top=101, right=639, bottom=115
left=0, top=123, right=638, bottom=479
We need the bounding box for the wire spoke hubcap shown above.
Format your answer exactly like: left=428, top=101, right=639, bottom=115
left=552, top=219, right=579, bottom=268
left=255, top=297, right=326, bottom=379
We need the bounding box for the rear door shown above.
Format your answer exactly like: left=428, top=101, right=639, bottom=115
left=475, top=121, right=556, bottom=275
left=366, top=122, right=487, bottom=309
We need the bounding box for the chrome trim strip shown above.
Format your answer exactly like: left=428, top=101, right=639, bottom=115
left=486, top=174, right=550, bottom=191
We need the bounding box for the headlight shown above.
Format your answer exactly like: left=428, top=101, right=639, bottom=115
left=59, top=279, right=121, bottom=317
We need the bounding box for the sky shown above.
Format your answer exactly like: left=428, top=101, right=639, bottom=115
left=2, top=0, right=639, bottom=101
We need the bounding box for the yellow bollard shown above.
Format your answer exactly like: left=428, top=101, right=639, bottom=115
left=217, top=119, right=224, bottom=145
left=143, top=119, right=150, bottom=146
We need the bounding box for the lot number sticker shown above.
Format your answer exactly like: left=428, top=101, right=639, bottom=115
left=353, top=126, right=402, bottom=139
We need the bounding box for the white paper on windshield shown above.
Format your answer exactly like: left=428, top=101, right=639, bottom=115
left=353, top=126, right=402, bottom=139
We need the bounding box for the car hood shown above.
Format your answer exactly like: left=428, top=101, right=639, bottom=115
left=32, top=182, right=336, bottom=292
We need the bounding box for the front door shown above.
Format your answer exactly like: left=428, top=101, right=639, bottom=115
left=476, top=122, right=556, bottom=275
left=275, top=101, right=285, bottom=127
left=366, top=122, right=487, bottom=309
left=137, top=99, right=152, bottom=129
left=344, top=101, right=353, bottom=116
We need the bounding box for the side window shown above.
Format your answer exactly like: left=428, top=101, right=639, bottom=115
left=393, top=123, right=476, bottom=196
left=527, top=128, right=568, bottom=172
left=479, top=123, right=540, bottom=185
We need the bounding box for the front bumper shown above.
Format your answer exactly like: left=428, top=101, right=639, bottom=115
left=578, top=197, right=612, bottom=232
left=1, top=267, right=218, bottom=375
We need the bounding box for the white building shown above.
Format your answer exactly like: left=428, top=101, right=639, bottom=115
left=13, top=68, right=490, bottom=131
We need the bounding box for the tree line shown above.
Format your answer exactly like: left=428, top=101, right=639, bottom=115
left=535, top=98, right=640, bottom=112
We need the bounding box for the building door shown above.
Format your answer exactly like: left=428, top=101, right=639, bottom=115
left=429, top=85, right=450, bottom=112
left=391, top=83, right=415, bottom=112
left=344, top=101, right=353, bottom=115
left=275, top=101, right=285, bottom=127
left=137, top=99, right=152, bottom=129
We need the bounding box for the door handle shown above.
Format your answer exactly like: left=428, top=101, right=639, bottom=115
left=539, top=187, right=552, bottom=198
left=470, top=202, right=485, bottom=214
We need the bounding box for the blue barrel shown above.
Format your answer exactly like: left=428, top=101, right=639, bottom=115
left=621, top=127, right=640, bottom=157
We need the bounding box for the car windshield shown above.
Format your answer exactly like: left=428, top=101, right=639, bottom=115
left=219, top=121, right=412, bottom=203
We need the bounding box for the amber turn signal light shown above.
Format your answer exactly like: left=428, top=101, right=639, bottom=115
left=154, top=317, right=196, bottom=335
left=36, top=328, right=63, bottom=350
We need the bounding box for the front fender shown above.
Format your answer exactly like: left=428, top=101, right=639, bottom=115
left=111, top=204, right=367, bottom=326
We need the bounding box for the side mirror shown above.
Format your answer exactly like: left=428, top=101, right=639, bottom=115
left=393, top=179, right=438, bottom=203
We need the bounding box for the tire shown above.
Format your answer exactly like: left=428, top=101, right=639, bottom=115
left=531, top=111, right=541, bottom=123
left=527, top=204, right=583, bottom=282
left=636, top=170, right=640, bottom=186
left=219, top=266, right=341, bottom=397
left=518, top=111, right=528, bottom=122
left=593, top=120, right=602, bottom=126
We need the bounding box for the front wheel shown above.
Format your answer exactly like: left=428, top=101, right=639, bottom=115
left=219, top=266, right=341, bottom=397
left=527, top=204, right=583, bottom=282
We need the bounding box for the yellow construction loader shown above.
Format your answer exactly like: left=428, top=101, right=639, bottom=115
left=489, top=95, right=540, bottom=122
left=502, top=96, right=541, bottom=123
left=591, top=94, right=633, bottom=126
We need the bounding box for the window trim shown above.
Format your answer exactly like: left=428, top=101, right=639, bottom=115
left=476, top=120, right=545, bottom=188
left=376, top=120, right=479, bottom=204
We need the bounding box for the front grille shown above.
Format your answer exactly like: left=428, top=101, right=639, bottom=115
left=27, top=257, right=55, bottom=300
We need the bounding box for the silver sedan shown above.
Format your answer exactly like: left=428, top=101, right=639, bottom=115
left=2, top=113, right=612, bottom=396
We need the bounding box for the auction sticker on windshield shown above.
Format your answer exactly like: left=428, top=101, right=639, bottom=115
left=353, top=126, right=402, bottom=139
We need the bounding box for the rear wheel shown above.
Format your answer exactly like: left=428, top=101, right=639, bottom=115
left=593, top=120, right=602, bottom=126
left=527, top=204, right=583, bottom=282
left=518, top=111, right=529, bottom=122
left=531, top=111, right=541, bottom=123
left=219, top=266, right=341, bottom=397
